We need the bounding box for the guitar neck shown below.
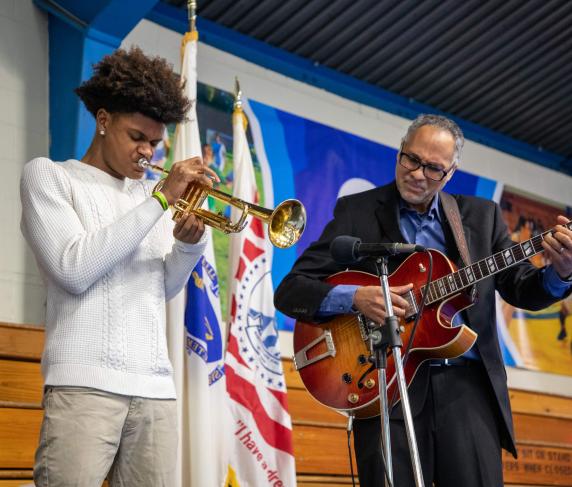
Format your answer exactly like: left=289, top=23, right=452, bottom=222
left=424, top=221, right=572, bottom=304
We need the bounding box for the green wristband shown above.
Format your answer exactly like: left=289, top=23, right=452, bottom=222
left=152, top=191, right=169, bottom=211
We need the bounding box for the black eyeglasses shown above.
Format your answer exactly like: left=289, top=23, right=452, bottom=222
left=398, top=151, right=454, bottom=182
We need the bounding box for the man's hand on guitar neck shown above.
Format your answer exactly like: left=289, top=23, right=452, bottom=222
left=352, top=283, right=414, bottom=323
left=542, top=215, right=572, bottom=281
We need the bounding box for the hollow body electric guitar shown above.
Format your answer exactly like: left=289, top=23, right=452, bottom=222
left=293, top=227, right=566, bottom=419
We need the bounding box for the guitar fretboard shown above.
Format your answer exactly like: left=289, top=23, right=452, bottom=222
left=422, top=221, right=572, bottom=304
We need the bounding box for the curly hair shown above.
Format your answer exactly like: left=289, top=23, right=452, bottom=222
left=75, top=46, right=190, bottom=124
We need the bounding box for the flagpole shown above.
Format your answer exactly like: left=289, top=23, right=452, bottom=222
left=168, top=2, right=230, bottom=486
left=234, top=77, right=242, bottom=110
left=188, top=0, right=197, bottom=33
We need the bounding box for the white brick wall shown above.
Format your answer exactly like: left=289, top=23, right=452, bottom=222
left=0, top=0, right=48, bottom=324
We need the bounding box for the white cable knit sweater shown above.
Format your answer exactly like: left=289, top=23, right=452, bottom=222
left=20, top=158, right=207, bottom=398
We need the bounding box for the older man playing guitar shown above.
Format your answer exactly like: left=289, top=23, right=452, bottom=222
left=274, top=114, right=572, bottom=487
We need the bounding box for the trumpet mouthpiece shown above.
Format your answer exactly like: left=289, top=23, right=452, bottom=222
left=138, top=158, right=150, bottom=168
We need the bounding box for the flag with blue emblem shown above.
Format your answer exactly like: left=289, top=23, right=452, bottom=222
left=166, top=20, right=229, bottom=487
left=224, top=85, right=296, bottom=486
left=184, top=239, right=228, bottom=487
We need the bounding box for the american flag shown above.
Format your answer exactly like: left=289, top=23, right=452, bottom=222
left=224, top=96, right=296, bottom=486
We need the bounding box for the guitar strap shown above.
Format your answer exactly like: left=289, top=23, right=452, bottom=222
left=439, top=191, right=472, bottom=266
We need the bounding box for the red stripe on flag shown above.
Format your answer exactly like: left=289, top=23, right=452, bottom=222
left=227, top=333, right=249, bottom=368
left=226, top=364, right=293, bottom=455
left=230, top=295, right=237, bottom=321
left=243, top=238, right=264, bottom=262
left=269, top=387, right=289, bottom=411
left=250, top=216, right=264, bottom=239
left=235, top=257, right=247, bottom=281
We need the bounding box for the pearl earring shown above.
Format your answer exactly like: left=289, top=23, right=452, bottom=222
left=99, top=129, right=105, bottom=136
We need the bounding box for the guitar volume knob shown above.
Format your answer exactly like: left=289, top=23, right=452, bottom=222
left=342, top=373, right=352, bottom=384
left=348, top=393, right=359, bottom=404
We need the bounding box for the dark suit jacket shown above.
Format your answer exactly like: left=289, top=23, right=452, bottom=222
left=274, top=182, right=569, bottom=456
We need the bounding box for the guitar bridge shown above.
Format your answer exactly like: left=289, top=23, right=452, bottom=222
left=293, top=329, right=336, bottom=370
left=357, top=314, right=369, bottom=341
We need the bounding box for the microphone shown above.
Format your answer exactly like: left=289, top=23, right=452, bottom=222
left=330, top=235, right=425, bottom=264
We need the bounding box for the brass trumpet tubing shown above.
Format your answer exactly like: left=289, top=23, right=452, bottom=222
left=240, top=201, right=274, bottom=221
left=192, top=208, right=236, bottom=233
left=173, top=183, right=208, bottom=221
left=139, top=159, right=306, bottom=248
left=205, top=186, right=249, bottom=210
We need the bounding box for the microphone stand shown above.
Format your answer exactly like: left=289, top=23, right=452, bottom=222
left=369, top=256, right=424, bottom=487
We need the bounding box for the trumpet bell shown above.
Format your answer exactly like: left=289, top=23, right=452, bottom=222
left=269, top=199, right=306, bottom=249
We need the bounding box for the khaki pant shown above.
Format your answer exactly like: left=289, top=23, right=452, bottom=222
left=34, top=386, right=177, bottom=487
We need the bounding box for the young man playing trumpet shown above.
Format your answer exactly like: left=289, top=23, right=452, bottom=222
left=20, top=47, right=218, bottom=487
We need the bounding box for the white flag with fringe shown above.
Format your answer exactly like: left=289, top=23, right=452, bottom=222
left=167, top=28, right=228, bottom=487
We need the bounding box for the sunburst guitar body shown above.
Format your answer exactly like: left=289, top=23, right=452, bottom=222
left=293, top=249, right=478, bottom=419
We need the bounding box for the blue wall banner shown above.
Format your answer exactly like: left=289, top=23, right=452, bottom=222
left=245, top=98, right=497, bottom=331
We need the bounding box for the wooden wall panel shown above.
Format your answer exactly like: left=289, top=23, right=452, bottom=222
left=283, top=359, right=304, bottom=390
left=289, top=389, right=345, bottom=427
left=1, top=327, right=571, bottom=486
left=0, top=409, right=42, bottom=469
left=292, top=424, right=356, bottom=476
left=0, top=471, right=32, bottom=480
left=504, top=445, right=572, bottom=486
left=297, top=476, right=358, bottom=486
left=291, top=424, right=572, bottom=485
left=0, top=360, right=42, bottom=406
left=298, top=482, right=352, bottom=486
left=510, top=390, right=572, bottom=420
left=513, top=414, right=572, bottom=447
left=0, top=483, right=100, bottom=487
left=0, top=324, right=43, bottom=361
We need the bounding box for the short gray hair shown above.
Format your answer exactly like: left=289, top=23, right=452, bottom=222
left=401, top=114, right=464, bottom=166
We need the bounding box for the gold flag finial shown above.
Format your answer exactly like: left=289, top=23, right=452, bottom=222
left=233, top=77, right=247, bottom=130
left=234, top=77, right=242, bottom=111
left=188, top=0, right=197, bottom=32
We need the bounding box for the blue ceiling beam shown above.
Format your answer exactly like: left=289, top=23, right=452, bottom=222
left=34, top=0, right=160, bottom=161
left=148, top=2, right=568, bottom=177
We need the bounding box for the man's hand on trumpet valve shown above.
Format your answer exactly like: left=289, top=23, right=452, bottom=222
left=173, top=212, right=206, bottom=244
left=160, top=156, right=220, bottom=205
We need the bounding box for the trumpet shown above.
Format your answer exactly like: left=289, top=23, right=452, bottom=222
left=138, top=158, right=306, bottom=249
